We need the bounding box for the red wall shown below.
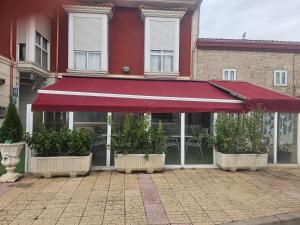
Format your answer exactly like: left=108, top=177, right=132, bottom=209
left=51, top=6, right=193, bottom=77
left=0, top=17, right=16, bottom=60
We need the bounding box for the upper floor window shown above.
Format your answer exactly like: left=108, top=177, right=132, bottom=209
left=68, top=13, right=108, bottom=72
left=222, top=69, right=236, bottom=80
left=274, top=70, right=287, bottom=86
left=35, top=32, right=49, bottom=69
left=142, top=9, right=185, bottom=77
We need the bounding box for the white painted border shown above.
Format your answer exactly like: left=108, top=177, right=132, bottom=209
left=106, top=112, right=112, bottom=167
left=273, top=112, right=278, bottom=164
left=68, top=112, right=74, bottom=130
left=38, top=90, right=243, bottom=104
left=180, top=113, right=185, bottom=166
left=25, top=104, right=33, bottom=173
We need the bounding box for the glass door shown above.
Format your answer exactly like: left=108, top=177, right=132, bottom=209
left=73, top=112, right=108, bottom=167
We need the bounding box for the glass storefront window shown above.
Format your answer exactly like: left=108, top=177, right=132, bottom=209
left=185, top=113, right=213, bottom=164
left=262, top=113, right=275, bottom=163
left=277, top=113, right=298, bottom=164
left=152, top=113, right=181, bottom=165
left=74, top=112, right=107, bottom=167
left=44, top=112, right=67, bottom=131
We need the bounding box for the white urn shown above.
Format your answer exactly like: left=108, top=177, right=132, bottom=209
left=0, top=142, right=24, bottom=182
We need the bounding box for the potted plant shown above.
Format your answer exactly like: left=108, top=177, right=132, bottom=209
left=25, top=127, right=93, bottom=178
left=112, top=115, right=166, bottom=174
left=211, top=111, right=268, bottom=172
left=0, top=97, right=24, bottom=182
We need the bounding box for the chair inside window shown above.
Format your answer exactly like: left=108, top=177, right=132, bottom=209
left=185, top=134, right=205, bottom=159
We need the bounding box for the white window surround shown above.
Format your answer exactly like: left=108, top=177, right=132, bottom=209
left=142, top=9, right=186, bottom=78
left=222, top=69, right=237, bottom=81
left=274, top=70, right=288, bottom=87
left=67, top=12, right=108, bottom=73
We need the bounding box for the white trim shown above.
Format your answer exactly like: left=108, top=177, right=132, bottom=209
left=68, top=112, right=74, bottom=130
left=106, top=112, right=112, bottom=167
left=68, top=12, right=108, bottom=72
left=273, top=112, right=278, bottom=164
left=63, top=4, right=113, bottom=17
left=141, top=8, right=186, bottom=20
left=297, top=113, right=300, bottom=165
left=144, top=17, right=180, bottom=75
left=38, top=89, right=244, bottom=104
left=213, top=113, right=218, bottom=166
left=26, top=16, right=36, bottom=62
left=222, top=69, right=237, bottom=80
left=273, top=70, right=288, bottom=87
left=25, top=104, right=33, bottom=173
left=180, top=113, right=185, bottom=166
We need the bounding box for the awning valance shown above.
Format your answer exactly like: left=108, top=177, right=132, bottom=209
left=32, top=76, right=300, bottom=113
left=32, top=77, right=244, bottom=113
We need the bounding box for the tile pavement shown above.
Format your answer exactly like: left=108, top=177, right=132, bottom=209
left=0, top=167, right=299, bottom=225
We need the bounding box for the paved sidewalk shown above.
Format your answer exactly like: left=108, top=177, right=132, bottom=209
left=0, top=167, right=300, bottom=225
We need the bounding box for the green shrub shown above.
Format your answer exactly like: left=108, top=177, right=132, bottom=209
left=210, top=111, right=266, bottom=154
left=25, top=127, right=92, bottom=157
left=0, top=97, right=23, bottom=143
left=111, top=114, right=166, bottom=157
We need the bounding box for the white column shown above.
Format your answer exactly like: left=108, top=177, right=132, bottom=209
left=25, top=104, right=33, bottom=173
left=297, top=113, right=300, bottom=165
left=180, top=113, right=185, bottom=167
left=106, top=112, right=112, bottom=167
left=213, top=113, right=218, bottom=166
left=273, top=112, right=278, bottom=164
left=68, top=112, right=74, bottom=130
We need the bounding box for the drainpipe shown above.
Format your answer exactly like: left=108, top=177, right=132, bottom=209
left=55, top=7, right=60, bottom=79
left=9, top=19, right=15, bottom=97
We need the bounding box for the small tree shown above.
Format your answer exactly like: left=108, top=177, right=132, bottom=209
left=0, top=97, right=23, bottom=143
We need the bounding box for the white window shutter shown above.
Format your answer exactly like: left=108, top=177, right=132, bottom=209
left=150, top=20, right=175, bottom=51
left=73, top=16, right=102, bottom=51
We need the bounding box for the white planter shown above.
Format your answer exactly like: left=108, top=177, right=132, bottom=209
left=115, top=153, right=165, bottom=174
left=0, top=142, right=25, bottom=183
left=30, top=153, right=92, bottom=178
left=216, top=152, right=268, bottom=172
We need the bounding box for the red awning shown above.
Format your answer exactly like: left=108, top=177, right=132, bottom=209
left=32, top=77, right=244, bottom=113
left=210, top=80, right=300, bottom=112
left=32, top=77, right=300, bottom=113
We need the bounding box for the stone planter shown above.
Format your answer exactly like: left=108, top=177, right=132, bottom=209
left=0, top=142, right=25, bottom=182
left=216, top=151, right=268, bottom=172
left=30, top=153, right=92, bottom=178
left=115, top=153, right=165, bottom=174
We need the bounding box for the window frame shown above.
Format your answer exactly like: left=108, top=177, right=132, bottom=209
left=222, top=69, right=237, bottom=81
left=34, top=31, right=49, bottom=70
left=144, top=17, right=180, bottom=75
left=274, top=70, right=288, bottom=87
left=68, top=12, right=108, bottom=72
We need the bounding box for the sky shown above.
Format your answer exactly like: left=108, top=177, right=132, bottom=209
left=199, top=0, right=300, bottom=41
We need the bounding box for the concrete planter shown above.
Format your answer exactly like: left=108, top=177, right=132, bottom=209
left=115, top=153, right=165, bottom=174
left=30, top=153, right=92, bottom=178
left=216, top=151, right=268, bottom=172
left=0, top=142, right=25, bottom=182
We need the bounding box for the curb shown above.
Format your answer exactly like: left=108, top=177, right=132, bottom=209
left=221, top=212, right=300, bottom=225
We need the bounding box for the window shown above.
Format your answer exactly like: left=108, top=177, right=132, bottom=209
left=144, top=17, right=180, bottom=75
left=274, top=70, right=287, bottom=86
left=18, top=43, right=26, bottom=61
left=69, top=13, right=108, bottom=72
left=222, top=69, right=236, bottom=80
left=35, top=32, right=48, bottom=69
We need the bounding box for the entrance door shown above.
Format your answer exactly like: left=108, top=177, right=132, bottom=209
left=73, top=112, right=108, bottom=166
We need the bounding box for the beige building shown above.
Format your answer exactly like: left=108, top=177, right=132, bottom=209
left=196, top=38, right=300, bottom=97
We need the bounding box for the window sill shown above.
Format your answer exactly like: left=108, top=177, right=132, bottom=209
left=274, top=84, right=288, bottom=87
left=144, top=72, right=179, bottom=80
left=66, top=69, right=108, bottom=77
left=16, top=61, right=50, bottom=78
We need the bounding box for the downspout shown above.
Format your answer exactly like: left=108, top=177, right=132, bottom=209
left=9, top=20, right=15, bottom=97
left=55, top=7, right=60, bottom=79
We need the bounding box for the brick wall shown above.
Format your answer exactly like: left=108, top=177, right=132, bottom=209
left=196, top=49, right=300, bottom=97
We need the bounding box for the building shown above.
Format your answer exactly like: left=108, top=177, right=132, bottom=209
left=1, top=0, right=300, bottom=171
left=196, top=38, right=300, bottom=97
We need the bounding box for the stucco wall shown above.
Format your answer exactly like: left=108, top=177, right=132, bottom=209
left=0, top=56, right=19, bottom=125
left=196, top=49, right=300, bottom=97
